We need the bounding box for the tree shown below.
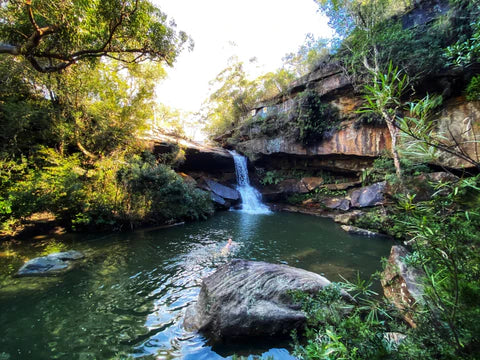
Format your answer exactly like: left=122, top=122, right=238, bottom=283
left=282, top=34, right=331, bottom=77
left=0, top=0, right=191, bottom=73
left=203, top=57, right=258, bottom=136
left=47, top=60, right=166, bottom=157
left=360, top=62, right=410, bottom=178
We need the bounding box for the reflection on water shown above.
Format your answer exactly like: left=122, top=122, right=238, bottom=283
left=0, top=212, right=392, bottom=359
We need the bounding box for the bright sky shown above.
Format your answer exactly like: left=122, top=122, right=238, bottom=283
left=153, top=0, right=333, bottom=113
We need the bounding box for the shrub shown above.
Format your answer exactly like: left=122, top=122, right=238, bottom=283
left=294, top=90, right=340, bottom=146
left=0, top=149, right=214, bottom=233
left=115, top=155, right=213, bottom=228
left=291, top=278, right=402, bottom=360
left=260, top=170, right=285, bottom=186
left=466, top=74, right=480, bottom=101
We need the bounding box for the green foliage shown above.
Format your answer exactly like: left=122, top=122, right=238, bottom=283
left=398, top=94, right=480, bottom=169
left=360, top=62, right=409, bottom=121
left=115, top=155, right=213, bottom=227
left=203, top=57, right=295, bottom=138
left=283, top=34, right=332, bottom=77
left=318, top=0, right=479, bottom=85
left=465, top=75, right=480, bottom=101
left=446, top=19, right=480, bottom=67
left=354, top=209, right=390, bottom=233
left=362, top=154, right=430, bottom=185
left=0, top=150, right=213, bottom=233
left=391, top=175, right=480, bottom=357
left=260, top=170, right=285, bottom=186
left=291, top=277, right=400, bottom=360
left=295, top=90, right=340, bottom=146
left=0, top=0, right=191, bottom=73
left=286, top=186, right=347, bottom=206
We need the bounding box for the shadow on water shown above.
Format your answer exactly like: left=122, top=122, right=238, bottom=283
left=0, top=211, right=392, bottom=359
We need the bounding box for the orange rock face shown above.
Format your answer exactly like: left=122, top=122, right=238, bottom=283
left=237, top=119, right=392, bottom=159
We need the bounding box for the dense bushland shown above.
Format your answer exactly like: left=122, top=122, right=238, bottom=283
left=0, top=1, right=213, bottom=236
left=285, top=1, right=480, bottom=359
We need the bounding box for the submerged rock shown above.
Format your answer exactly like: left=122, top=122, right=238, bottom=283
left=381, top=246, right=424, bottom=327
left=341, top=225, right=388, bottom=237
left=184, top=259, right=351, bottom=342
left=16, top=250, right=84, bottom=277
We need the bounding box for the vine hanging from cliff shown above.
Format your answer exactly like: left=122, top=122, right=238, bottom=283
left=294, top=90, right=340, bottom=146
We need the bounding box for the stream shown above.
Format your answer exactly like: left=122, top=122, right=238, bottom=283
left=0, top=211, right=392, bottom=359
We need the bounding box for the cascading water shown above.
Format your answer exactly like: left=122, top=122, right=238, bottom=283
left=228, top=150, right=271, bottom=214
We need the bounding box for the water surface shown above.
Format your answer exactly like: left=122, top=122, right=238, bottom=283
left=0, top=212, right=392, bottom=359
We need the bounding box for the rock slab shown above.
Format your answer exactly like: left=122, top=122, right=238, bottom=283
left=205, top=178, right=240, bottom=201
left=16, top=250, right=84, bottom=277
left=350, top=182, right=386, bottom=208
left=184, top=259, right=349, bottom=342
left=381, top=245, right=424, bottom=327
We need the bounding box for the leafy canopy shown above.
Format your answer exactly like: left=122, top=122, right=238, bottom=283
left=0, top=0, right=192, bottom=72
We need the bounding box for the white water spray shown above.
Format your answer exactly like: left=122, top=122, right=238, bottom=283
left=228, top=150, right=271, bottom=214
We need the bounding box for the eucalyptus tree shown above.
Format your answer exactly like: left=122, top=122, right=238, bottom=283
left=203, top=58, right=258, bottom=136
left=0, top=0, right=192, bottom=73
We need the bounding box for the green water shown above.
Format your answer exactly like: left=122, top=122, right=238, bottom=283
left=0, top=212, right=393, bottom=359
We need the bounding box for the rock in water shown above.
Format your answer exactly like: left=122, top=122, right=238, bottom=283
left=184, top=259, right=349, bottom=342
left=16, top=250, right=84, bottom=277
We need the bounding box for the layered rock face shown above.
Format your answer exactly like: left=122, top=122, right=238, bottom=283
left=145, top=133, right=234, bottom=174
left=236, top=120, right=391, bottom=161
left=435, top=98, right=480, bottom=169
left=184, top=259, right=351, bottom=342
left=228, top=59, right=480, bottom=175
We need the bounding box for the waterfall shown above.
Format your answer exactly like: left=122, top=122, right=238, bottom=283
left=228, top=150, right=271, bottom=214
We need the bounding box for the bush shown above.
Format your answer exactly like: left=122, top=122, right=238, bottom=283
left=0, top=149, right=214, bottom=233
left=115, top=154, right=213, bottom=228
left=466, top=74, right=480, bottom=101
left=291, top=278, right=403, bottom=360
left=295, top=90, right=340, bottom=146
left=389, top=175, right=480, bottom=358
left=362, top=154, right=430, bottom=186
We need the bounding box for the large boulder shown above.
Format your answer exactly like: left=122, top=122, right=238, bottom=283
left=260, top=178, right=310, bottom=202
left=16, top=250, right=84, bottom=277
left=381, top=246, right=424, bottom=327
left=204, top=178, right=240, bottom=201
left=184, top=259, right=351, bottom=342
left=350, top=182, right=386, bottom=208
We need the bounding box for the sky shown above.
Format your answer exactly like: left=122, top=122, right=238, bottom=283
left=153, top=0, right=333, bottom=113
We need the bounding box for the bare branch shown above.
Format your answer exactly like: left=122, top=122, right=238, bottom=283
left=25, top=0, right=41, bottom=33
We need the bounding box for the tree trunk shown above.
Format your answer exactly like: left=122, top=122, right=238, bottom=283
left=385, top=118, right=402, bottom=179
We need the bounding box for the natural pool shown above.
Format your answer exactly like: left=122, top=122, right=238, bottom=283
left=0, top=212, right=393, bottom=360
